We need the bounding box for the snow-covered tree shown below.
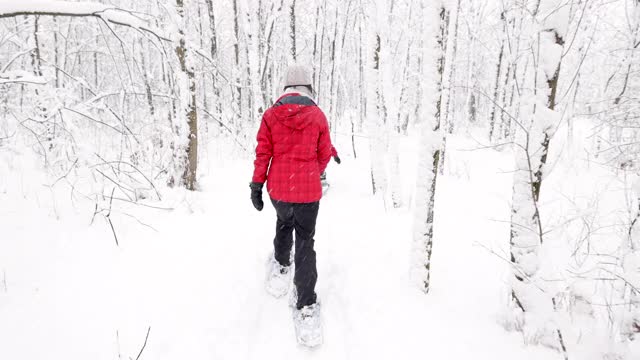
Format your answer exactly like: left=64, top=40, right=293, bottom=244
left=508, top=0, right=569, bottom=355
left=411, top=0, right=448, bottom=294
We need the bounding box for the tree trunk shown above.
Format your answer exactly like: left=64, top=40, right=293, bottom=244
left=369, top=33, right=388, bottom=196
left=290, top=0, right=297, bottom=61
left=317, top=0, right=327, bottom=103
left=204, top=0, right=221, bottom=117
left=328, top=6, right=339, bottom=127
left=174, top=0, right=198, bottom=190
left=312, top=5, right=321, bottom=91
left=488, top=41, right=504, bottom=141
left=509, top=2, right=568, bottom=355
left=232, top=0, right=242, bottom=125
left=412, top=2, right=446, bottom=294
left=139, top=38, right=154, bottom=116
left=445, top=0, right=461, bottom=135
left=437, top=4, right=452, bottom=175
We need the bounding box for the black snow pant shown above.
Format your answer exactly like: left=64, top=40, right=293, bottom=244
left=271, top=198, right=319, bottom=310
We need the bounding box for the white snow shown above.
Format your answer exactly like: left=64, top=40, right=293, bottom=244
left=0, top=1, right=167, bottom=39
left=0, top=1, right=112, bottom=16
left=0, top=0, right=638, bottom=358
left=538, top=32, right=564, bottom=83
left=0, top=133, right=560, bottom=360
left=0, top=70, right=47, bottom=84
left=538, top=0, right=570, bottom=39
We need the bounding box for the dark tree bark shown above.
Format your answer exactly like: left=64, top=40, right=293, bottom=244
left=174, top=0, right=199, bottom=190
left=290, top=0, right=297, bottom=61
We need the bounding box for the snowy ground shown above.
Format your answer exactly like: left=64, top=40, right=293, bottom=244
left=0, top=134, right=559, bottom=359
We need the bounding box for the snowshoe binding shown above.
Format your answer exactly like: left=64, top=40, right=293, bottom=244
left=321, top=172, right=330, bottom=195
left=265, top=254, right=292, bottom=298
left=293, top=303, right=323, bottom=348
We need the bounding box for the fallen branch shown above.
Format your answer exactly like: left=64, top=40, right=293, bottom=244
left=106, top=188, right=119, bottom=247
left=95, top=169, right=135, bottom=201
left=135, top=326, right=151, bottom=360
left=107, top=217, right=119, bottom=247
left=91, top=157, right=161, bottom=200
left=50, top=158, right=79, bottom=187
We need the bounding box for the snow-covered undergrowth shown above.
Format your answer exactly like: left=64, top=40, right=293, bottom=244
left=1, top=125, right=637, bottom=359
left=488, top=117, right=640, bottom=360
left=524, top=118, right=640, bottom=359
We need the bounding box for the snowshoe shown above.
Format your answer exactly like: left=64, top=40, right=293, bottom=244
left=321, top=172, right=330, bottom=195
left=293, top=303, right=323, bottom=348
left=265, top=254, right=292, bottom=298
left=321, top=180, right=330, bottom=195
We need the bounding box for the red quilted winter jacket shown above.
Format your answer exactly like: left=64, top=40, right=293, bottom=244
left=252, top=93, right=333, bottom=203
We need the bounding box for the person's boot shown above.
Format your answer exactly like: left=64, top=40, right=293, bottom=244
left=265, top=253, right=292, bottom=298
left=292, top=302, right=323, bottom=347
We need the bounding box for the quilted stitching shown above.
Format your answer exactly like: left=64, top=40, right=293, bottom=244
left=252, top=94, right=333, bottom=203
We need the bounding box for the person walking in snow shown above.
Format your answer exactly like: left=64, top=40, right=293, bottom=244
left=249, top=64, right=332, bottom=347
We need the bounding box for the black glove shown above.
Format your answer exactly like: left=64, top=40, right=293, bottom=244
left=333, top=155, right=341, bottom=164
left=250, top=182, right=264, bottom=211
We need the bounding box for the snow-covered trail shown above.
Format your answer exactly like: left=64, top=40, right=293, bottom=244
left=0, top=136, right=557, bottom=359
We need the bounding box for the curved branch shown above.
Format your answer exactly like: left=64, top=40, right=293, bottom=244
left=0, top=2, right=171, bottom=41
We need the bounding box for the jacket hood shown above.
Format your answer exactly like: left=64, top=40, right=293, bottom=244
left=271, top=94, right=317, bottom=131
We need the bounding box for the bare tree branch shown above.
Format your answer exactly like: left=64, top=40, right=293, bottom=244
left=135, top=326, right=151, bottom=360
left=0, top=3, right=171, bottom=41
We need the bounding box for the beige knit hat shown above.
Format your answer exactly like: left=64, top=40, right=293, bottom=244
left=283, top=64, right=313, bottom=91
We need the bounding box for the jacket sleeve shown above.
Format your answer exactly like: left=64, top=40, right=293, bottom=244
left=331, top=146, right=338, bottom=158
left=252, top=114, right=273, bottom=183
left=317, top=111, right=333, bottom=175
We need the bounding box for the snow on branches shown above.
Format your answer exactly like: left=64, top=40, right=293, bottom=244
left=508, top=0, right=569, bottom=355
left=0, top=1, right=169, bottom=40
